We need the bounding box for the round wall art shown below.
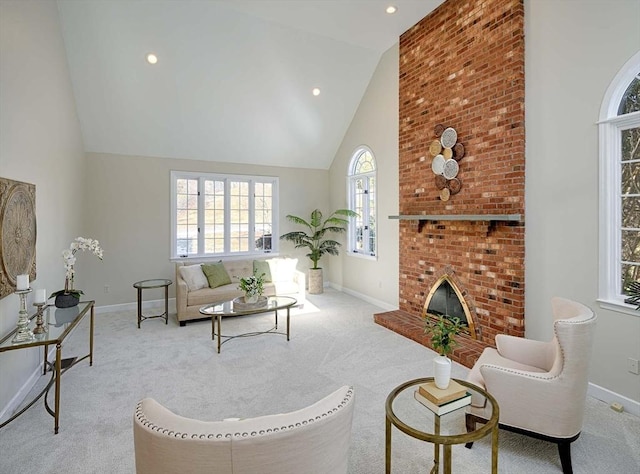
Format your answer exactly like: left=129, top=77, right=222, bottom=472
left=0, top=178, right=37, bottom=299
left=430, top=124, right=464, bottom=201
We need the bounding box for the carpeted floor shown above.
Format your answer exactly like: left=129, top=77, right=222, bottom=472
left=0, top=289, right=638, bottom=473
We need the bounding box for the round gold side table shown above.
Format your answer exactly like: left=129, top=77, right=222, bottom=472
left=385, top=377, right=499, bottom=474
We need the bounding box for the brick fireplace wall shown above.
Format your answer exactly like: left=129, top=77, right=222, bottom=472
left=375, top=0, right=525, bottom=368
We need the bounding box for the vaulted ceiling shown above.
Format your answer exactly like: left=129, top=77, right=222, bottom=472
left=57, top=0, right=442, bottom=169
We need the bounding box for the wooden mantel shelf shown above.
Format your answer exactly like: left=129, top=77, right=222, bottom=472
left=389, top=214, right=522, bottom=233
left=389, top=214, right=522, bottom=222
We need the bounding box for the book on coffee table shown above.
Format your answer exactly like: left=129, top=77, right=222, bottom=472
left=418, top=380, right=467, bottom=405
left=414, top=389, right=472, bottom=416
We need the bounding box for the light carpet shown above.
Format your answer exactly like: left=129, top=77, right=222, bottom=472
left=0, top=289, right=638, bottom=473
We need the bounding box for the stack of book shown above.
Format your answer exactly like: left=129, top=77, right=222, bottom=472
left=414, top=380, right=471, bottom=416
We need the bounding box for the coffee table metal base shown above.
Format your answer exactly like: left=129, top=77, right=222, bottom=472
left=211, top=307, right=290, bottom=353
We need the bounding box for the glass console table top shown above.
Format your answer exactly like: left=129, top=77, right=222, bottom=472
left=0, top=301, right=94, bottom=351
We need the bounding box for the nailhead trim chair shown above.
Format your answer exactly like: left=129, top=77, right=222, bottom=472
left=465, top=297, right=597, bottom=474
left=133, top=386, right=355, bottom=474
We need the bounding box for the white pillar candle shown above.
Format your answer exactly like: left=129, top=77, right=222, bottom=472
left=16, top=274, right=29, bottom=290
left=35, top=289, right=47, bottom=304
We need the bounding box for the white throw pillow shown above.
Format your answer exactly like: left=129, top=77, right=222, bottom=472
left=179, top=264, right=208, bottom=291
left=268, top=258, right=298, bottom=283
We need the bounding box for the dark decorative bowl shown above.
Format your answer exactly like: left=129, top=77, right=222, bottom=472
left=55, top=293, right=80, bottom=308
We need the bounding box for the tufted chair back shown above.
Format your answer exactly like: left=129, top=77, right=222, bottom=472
left=133, top=386, right=355, bottom=474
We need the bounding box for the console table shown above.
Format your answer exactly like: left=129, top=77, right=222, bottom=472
left=0, top=300, right=95, bottom=434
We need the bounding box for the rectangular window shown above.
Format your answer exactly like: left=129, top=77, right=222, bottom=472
left=621, top=127, right=640, bottom=294
left=171, top=171, right=278, bottom=259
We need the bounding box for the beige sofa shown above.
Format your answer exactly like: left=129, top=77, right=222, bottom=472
left=175, top=257, right=305, bottom=326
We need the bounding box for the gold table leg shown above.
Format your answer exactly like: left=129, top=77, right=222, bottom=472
left=54, top=343, right=61, bottom=434
left=491, top=423, right=499, bottom=473
left=137, top=287, right=142, bottom=328
left=286, top=307, right=290, bottom=340
left=385, top=417, right=391, bottom=473
left=89, top=305, right=94, bottom=366
left=443, top=444, right=452, bottom=474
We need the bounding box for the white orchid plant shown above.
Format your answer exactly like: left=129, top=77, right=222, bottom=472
left=51, top=237, right=104, bottom=299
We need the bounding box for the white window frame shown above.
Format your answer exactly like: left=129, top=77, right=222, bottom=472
left=598, top=51, right=640, bottom=316
left=170, top=171, right=279, bottom=260
left=347, top=146, right=377, bottom=260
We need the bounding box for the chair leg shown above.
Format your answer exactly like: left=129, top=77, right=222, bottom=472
left=465, top=413, right=476, bottom=449
left=558, top=441, right=573, bottom=474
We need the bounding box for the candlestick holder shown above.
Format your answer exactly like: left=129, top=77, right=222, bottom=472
left=33, top=301, right=47, bottom=335
left=12, top=288, right=34, bottom=343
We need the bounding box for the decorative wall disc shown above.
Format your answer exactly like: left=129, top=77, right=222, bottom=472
left=440, top=127, right=458, bottom=148
left=429, top=140, right=442, bottom=157
left=440, top=187, right=451, bottom=201
left=431, top=154, right=445, bottom=175
left=434, top=124, right=445, bottom=137
left=443, top=159, right=459, bottom=179
left=453, top=143, right=465, bottom=160
left=435, top=175, right=447, bottom=190
left=448, top=178, right=462, bottom=194
left=442, top=147, right=453, bottom=159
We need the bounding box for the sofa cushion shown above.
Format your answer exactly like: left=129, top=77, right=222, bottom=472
left=253, top=260, right=272, bottom=282
left=202, top=262, right=232, bottom=288
left=178, top=264, right=209, bottom=291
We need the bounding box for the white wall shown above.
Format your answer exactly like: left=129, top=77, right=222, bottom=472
left=328, top=44, right=400, bottom=309
left=524, top=0, right=640, bottom=403
left=81, top=152, right=329, bottom=306
left=0, top=0, right=86, bottom=417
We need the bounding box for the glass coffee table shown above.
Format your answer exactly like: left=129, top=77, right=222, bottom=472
left=199, top=296, right=297, bottom=353
left=386, top=377, right=499, bottom=474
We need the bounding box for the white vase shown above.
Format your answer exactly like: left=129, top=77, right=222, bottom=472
left=433, top=355, right=452, bottom=389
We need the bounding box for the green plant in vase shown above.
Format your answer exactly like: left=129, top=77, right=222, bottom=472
left=424, top=314, right=464, bottom=389
left=237, top=273, right=265, bottom=303
left=279, top=208, right=357, bottom=294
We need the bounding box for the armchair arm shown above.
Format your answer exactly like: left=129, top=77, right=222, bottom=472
left=495, top=334, right=556, bottom=371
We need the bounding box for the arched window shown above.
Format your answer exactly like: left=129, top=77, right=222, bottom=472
left=348, top=146, right=377, bottom=258
left=598, top=51, right=640, bottom=314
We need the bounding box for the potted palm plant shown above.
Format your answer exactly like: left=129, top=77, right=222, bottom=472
left=424, top=314, right=464, bottom=389
left=280, top=208, right=357, bottom=294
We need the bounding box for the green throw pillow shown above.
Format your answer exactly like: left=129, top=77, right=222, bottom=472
left=253, top=260, right=272, bottom=282
left=202, top=262, right=232, bottom=288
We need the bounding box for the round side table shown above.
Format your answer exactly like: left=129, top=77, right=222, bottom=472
left=385, top=377, right=499, bottom=474
left=133, top=279, right=172, bottom=328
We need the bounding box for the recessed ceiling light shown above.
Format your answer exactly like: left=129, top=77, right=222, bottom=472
left=386, top=5, right=397, bottom=14
left=312, top=88, right=321, bottom=96
left=146, top=53, right=158, bottom=65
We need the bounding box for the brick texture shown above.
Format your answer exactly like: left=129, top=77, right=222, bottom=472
left=377, top=0, right=525, bottom=368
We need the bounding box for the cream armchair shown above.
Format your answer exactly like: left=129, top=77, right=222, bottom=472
left=133, top=385, right=355, bottom=474
left=466, top=297, right=596, bottom=474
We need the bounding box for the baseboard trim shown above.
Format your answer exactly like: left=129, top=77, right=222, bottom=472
left=95, top=297, right=177, bottom=315
left=327, top=282, right=397, bottom=312
left=0, top=355, right=47, bottom=424
left=588, top=382, right=640, bottom=417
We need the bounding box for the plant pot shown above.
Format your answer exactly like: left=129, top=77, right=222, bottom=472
left=55, top=293, right=80, bottom=308
left=244, top=294, right=258, bottom=304
left=433, top=355, right=452, bottom=389
left=308, top=268, right=323, bottom=294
